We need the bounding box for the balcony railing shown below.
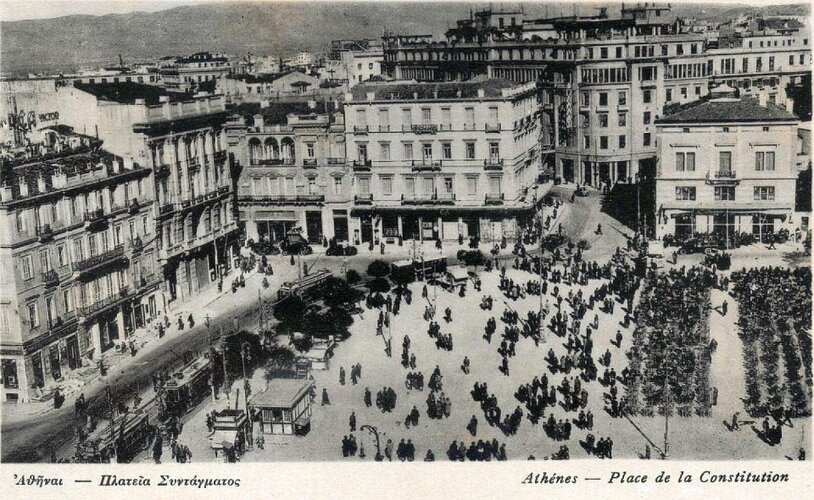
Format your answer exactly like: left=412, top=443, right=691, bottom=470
left=256, top=158, right=296, bottom=166
left=411, top=160, right=442, bottom=172
left=159, top=203, right=174, bottom=215
left=84, top=208, right=105, bottom=223
left=412, top=124, right=438, bottom=135
left=705, top=170, right=739, bottom=185
left=243, top=194, right=325, bottom=204
left=303, top=158, right=318, bottom=167
left=354, top=193, right=374, bottom=204
left=71, top=245, right=127, bottom=276
left=35, top=224, right=54, bottom=242
left=77, top=286, right=131, bottom=321
left=485, top=193, right=505, bottom=205
left=352, top=159, right=372, bottom=171
left=353, top=125, right=369, bottom=133
left=42, top=269, right=59, bottom=288
left=715, top=170, right=736, bottom=179
left=485, top=123, right=501, bottom=132
left=484, top=159, right=504, bottom=170
left=327, top=157, right=345, bottom=165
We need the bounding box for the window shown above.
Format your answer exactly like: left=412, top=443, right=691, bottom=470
left=356, top=109, right=367, bottom=127
left=618, top=113, right=627, bottom=127
left=583, top=135, right=591, bottom=148
left=488, top=106, right=498, bottom=126
left=600, top=136, right=608, bottom=149
left=421, top=108, right=431, bottom=124
left=15, top=211, right=26, bottom=233
left=661, top=44, right=668, bottom=56
left=598, top=92, right=608, bottom=106
left=582, top=92, right=590, bottom=107
left=466, top=177, right=477, bottom=195
left=40, top=250, right=50, bottom=273
left=666, top=89, right=672, bottom=102
left=334, top=177, right=343, bottom=195
left=743, top=58, right=749, bottom=73
left=680, top=87, right=687, bottom=98
left=357, top=144, right=368, bottom=162
left=380, top=142, right=390, bottom=160
left=422, top=143, right=432, bottom=161
left=358, top=177, right=371, bottom=196
left=695, top=86, right=701, bottom=95
left=465, top=142, right=475, bottom=159
left=442, top=142, right=452, bottom=159
left=443, top=177, right=453, bottom=194
left=677, top=44, right=684, bottom=55
left=405, top=177, right=416, bottom=196
left=643, top=133, right=651, bottom=146
left=800, top=54, right=805, bottom=65
left=616, top=47, right=623, bottom=58
left=464, top=107, right=475, bottom=128
left=643, top=112, right=651, bottom=125
left=403, top=143, right=413, bottom=160
left=489, top=142, right=500, bottom=161
left=714, top=186, right=736, bottom=201
left=21, top=255, right=33, bottom=280
left=719, top=151, right=732, bottom=172
left=600, top=47, right=608, bottom=59
left=63, top=290, right=73, bottom=313
left=141, top=216, right=148, bottom=235
left=790, top=55, right=794, bottom=66
left=306, top=143, right=315, bottom=158
left=57, top=245, right=67, bottom=267
left=755, top=151, right=775, bottom=171
left=441, top=108, right=451, bottom=128
left=754, top=186, right=776, bottom=200
left=46, top=296, right=55, bottom=326
left=402, top=108, right=412, bottom=127
left=643, top=90, right=652, bottom=104
left=768, top=56, right=774, bottom=71
left=618, top=135, right=626, bottom=148
left=378, top=109, right=389, bottom=130
left=381, top=177, right=393, bottom=196
left=599, top=113, right=608, bottom=128
left=675, top=152, right=696, bottom=172
left=675, top=187, right=696, bottom=200
left=27, top=302, right=39, bottom=329
left=369, top=63, right=373, bottom=70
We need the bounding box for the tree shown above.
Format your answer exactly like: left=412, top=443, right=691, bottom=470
left=265, top=345, right=296, bottom=378
left=273, top=296, right=307, bottom=335
left=291, top=334, right=314, bottom=355
left=368, top=277, right=391, bottom=294
left=346, top=269, right=361, bottom=284
left=366, top=259, right=391, bottom=278
left=319, top=276, right=363, bottom=311
left=459, top=250, right=486, bottom=269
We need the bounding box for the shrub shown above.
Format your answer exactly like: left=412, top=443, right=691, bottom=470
left=346, top=269, right=361, bottom=284
left=368, top=277, right=391, bottom=294
left=367, top=259, right=391, bottom=278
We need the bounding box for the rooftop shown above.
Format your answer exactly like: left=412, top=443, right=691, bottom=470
left=350, top=77, right=523, bottom=101
left=657, top=97, right=798, bottom=124
left=250, top=378, right=313, bottom=408
left=230, top=100, right=340, bottom=126
left=74, top=82, right=192, bottom=104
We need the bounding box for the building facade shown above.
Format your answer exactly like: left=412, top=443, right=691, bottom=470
left=159, top=52, right=233, bottom=92
left=0, top=130, right=158, bottom=402
left=56, top=83, right=239, bottom=305
left=654, top=86, right=799, bottom=241
left=343, top=79, right=543, bottom=245
left=227, top=100, right=349, bottom=245
left=382, top=5, right=811, bottom=188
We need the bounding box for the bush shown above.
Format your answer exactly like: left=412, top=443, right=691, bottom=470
left=367, top=259, right=391, bottom=278
left=368, top=277, right=391, bottom=294
left=346, top=269, right=361, bottom=284
left=459, top=249, right=486, bottom=268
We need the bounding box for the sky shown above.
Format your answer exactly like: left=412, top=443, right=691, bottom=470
left=0, top=0, right=802, bottom=23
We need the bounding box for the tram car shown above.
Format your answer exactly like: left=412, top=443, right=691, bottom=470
left=76, top=411, right=153, bottom=463
left=277, top=269, right=332, bottom=300
left=164, top=357, right=212, bottom=416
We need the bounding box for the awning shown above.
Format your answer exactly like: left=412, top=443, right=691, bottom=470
left=294, top=413, right=311, bottom=427
left=209, top=430, right=238, bottom=449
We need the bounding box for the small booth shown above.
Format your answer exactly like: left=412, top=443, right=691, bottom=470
left=250, top=379, right=315, bottom=436
left=164, top=357, right=211, bottom=416
left=76, top=411, right=153, bottom=463
left=209, top=408, right=249, bottom=458
left=416, top=256, right=447, bottom=281
left=302, top=339, right=336, bottom=371
left=440, top=265, right=469, bottom=290
left=391, top=259, right=416, bottom=284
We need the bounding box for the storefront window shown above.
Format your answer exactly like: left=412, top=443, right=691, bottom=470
left=2, top=359, right=19, bottom=389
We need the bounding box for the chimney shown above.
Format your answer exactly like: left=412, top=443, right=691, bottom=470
left=413, top=92, right=419, bottom=99
left=477, top=89, right=485, bottom=98
left=253, top=114, right=264, bottom=129
left=785, top=97, right=795, bottom=114
left=307, top=99, right=317, bottom=109
left=159, top=95, right=170, bottom=103
left=758, top=92, right=768, bottom=107
left=366, top=92, right=375, bottom=101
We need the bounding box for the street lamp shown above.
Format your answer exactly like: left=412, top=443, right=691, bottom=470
left=360, top=424, right=383, bottom=461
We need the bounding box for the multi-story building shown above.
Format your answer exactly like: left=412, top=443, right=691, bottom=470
left=654, top=85, right=799, bottom=241
left=382, top=5, right=811, bottom=188
left=326, top=39, right=384, bottom=87
left=343, top=78, right=542, bottom=244
left=226, top=100, right=348, bottom=244
left=159, top=52, right=234, bottom=92
left=0, top=129, right=158, bottom=402
left=55, top=82, right=239, bottom=305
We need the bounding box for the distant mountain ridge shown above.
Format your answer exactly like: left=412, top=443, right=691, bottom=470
left=1, top=2, right=809, bottom=76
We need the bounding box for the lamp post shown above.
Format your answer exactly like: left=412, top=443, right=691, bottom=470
left=360, top=424, right=383, bottom=461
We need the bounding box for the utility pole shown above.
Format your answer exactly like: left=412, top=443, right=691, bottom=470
left=206, top=315, right=215, bottom=402
left=220, top=325, right=230, bottom=406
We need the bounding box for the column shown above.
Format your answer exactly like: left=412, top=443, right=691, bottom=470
left=437, top=216, right=443, bottom=240
left=89, top=323, right=102, bottom=360
left=397, top=215, right=403, bottom=238
left=116, top=306, right=127, bottom=338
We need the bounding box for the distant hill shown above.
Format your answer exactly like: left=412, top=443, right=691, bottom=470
left=1, top=2, right=809, bottom=76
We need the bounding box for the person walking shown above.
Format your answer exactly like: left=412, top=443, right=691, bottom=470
left=322, top=388, right=331, bottom=406
left=349, top=411, right=357, bottom=432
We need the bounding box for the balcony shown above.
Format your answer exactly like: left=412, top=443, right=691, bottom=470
left=412, top=124, right=438, bottom=135
left=83, top=208, right=107, bottom=230
left=484, top=159, right=504, bottom=171
left=327, top=157, right=345, bottom=165
left=705, top=170, right=739, bottom=185
left=130, top=236, right=143, bottom=253
left=485, top=123, right=501, bottom=133
left=354, top=193, right=374, bottom=205
left=485, top=193, right=505, bottom=205
left=128, top=198, right=141, bottom=214
left=42, top=269, right=59, bottom=288
left=303, top=158, right=318, bottom=168
left=411, top=160, right=442, bottom=172
left=242, top=194, right=325, bottom=205
left=352, top=159, right=372, bottom=172
left=256, top=158, right=296, bottom=166
left=71, top=245, right=128, bottom=278
left=77, top=286, right=131, bottom=322
left=159, top=203, right=175, bottom=216
left=353, top=125, right=370, bottom=134
left=35, top=224, right=54, bottom=242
